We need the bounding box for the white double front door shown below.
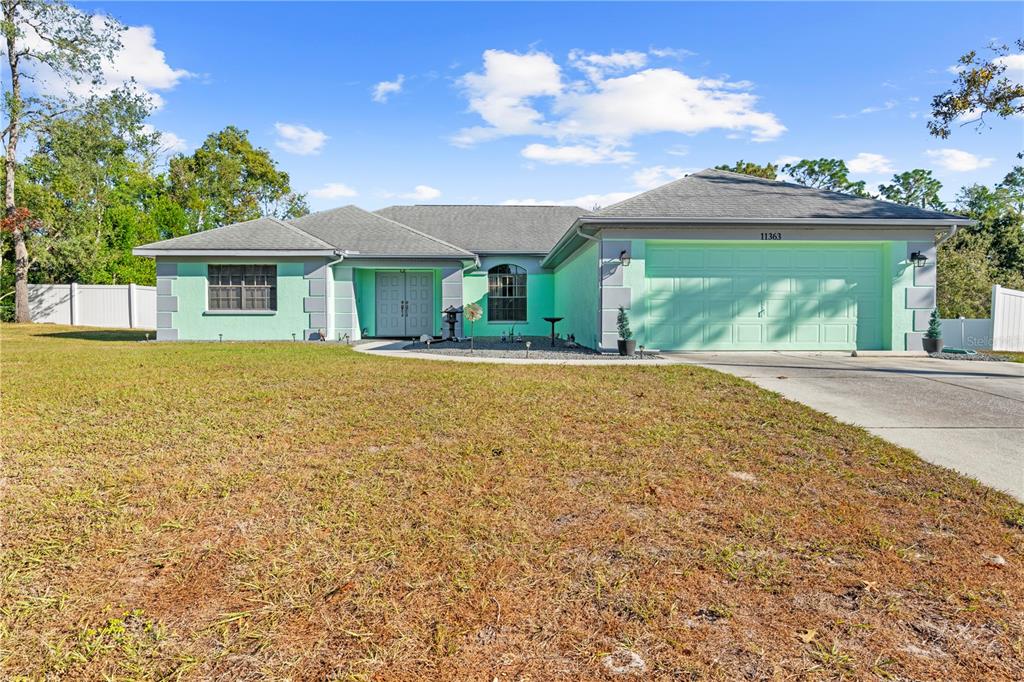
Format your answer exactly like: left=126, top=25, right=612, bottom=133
left=375, top=270, right=434, bottom=338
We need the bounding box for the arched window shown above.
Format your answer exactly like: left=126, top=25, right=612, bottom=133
left=487, top=264, right=527, bottom=322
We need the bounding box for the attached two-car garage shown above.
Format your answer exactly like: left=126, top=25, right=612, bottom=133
left=643, top=241, right=885, bottom=351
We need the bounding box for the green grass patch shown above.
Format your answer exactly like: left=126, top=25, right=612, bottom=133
left=2, top=323, right=1022, bottom=680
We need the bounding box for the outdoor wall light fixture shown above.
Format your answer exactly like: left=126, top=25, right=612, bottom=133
left=909, top=251, right=928, bottom=268
left=619, top=249, right=632, bottom=267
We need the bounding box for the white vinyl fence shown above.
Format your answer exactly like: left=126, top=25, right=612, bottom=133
left=28, top=283, right=156, bottom=329
left=940, top=285, right=1024, bottom=352
left=991, top=285, right=1024, bottom=352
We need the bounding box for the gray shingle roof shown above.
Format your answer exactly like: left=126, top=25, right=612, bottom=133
left=136, top=206, right=475, bottom=258
left=374, top=205, right=589, bottom=253
left=595, top=168, right=967, bottom=221
left=288, top=205, right=474, bottom=257
left=135, top=216, right=334, bottom=251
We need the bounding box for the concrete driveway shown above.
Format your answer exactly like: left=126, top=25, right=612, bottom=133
left=668, top=352, right=1024, bottom=500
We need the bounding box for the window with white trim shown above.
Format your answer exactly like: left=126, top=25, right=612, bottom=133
left=487, top=264, right=527, bottom=322
left=207, top=264, right=277, bottom=311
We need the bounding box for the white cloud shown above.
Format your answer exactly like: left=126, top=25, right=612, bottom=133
left=309, top=182, right=358, bottom=199
left=274, top=122, right=329, bottom=155
left=555, top=68, right=785, bottom=143
left=453, top=50, right=563, bottom=146
left=859, top=100, right=897, bottom=114
left=141, top=124, right=188, bottom=154
left=847, top=152, right=895, bottom=175
left=521, top=143, right=634, bottom=165
left=569, top=49, right=648, bottom=81
left=649, top=47, right=696, bottom=60
left=26, top=15, right=191, bottom=109
left=384, top=185, right=441, bottom=201
left=925, top=148, right=995, bottom=172
left=775, top=155, right=801, bottom=166
left=504, top=164, right=694, bottom=209
left=372, top=74, right=405, bottom=103
left=995, top=53, right=1024, bottom=83
left=453, top=49, right=784, bottom=153
left=503, top=191, right=637, bottom=210
left=631, top=165, right=690, bottom=190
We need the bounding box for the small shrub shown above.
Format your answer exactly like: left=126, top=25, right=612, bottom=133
left=617, top=306, right=632, bottom=340
left=925, top=309, right=942, bottom=340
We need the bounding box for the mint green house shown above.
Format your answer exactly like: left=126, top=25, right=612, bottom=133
left=134, top=169, right=969, bottom=352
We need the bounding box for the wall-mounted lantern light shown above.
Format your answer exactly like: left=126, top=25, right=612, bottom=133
left=619, top=249, right=632, bottom=267
left=909, top=251, right=928, bottom=268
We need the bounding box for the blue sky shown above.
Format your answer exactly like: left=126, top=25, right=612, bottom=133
left=72, top=1, right=1024, bottom=210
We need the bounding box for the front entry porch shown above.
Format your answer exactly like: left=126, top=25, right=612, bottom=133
left=373, top=270, right=435, bottom=338
left=332, top=261, right=467, bottom=341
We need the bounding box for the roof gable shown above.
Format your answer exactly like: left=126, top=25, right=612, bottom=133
left=595, top=168, right=966, bottom=221
left=135, top=216, right=333, bottom=252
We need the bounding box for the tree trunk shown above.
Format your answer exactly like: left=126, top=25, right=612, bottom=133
left=4, top=0, right=28, bottom=321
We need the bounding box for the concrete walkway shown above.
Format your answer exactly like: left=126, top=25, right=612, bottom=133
left=669, top=351, right=1024, bottom=500
left=353, top=340, right=674, bottom=366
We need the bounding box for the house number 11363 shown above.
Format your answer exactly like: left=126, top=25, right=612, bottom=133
left=760, top=232, right=782, bottom=240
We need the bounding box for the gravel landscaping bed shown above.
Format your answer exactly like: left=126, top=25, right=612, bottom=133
left=404, top=336, right=660, bottom=360
left=928, top=351, right=1009, bottom=361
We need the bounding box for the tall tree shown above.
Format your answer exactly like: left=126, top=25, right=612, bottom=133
left=714, top=160, right=777, bottom=180
left=167, top=126, right=308, bottom=233
left=781, top=158, right=868, bottom=196
left=18, top=89, right=157, bottom=284
left=928, top=40, right=1024, bottom=147
left=878, top=170, right=946, bottom=210
left=2, top=0, right=122, bottom=321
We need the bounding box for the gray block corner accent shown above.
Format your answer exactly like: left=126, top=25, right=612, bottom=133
left=156, top=296, right=178, bottom=313
left=600, top=309, right=622, bottom=333
left=440, top=267, right=464, bottom=337
left=307, top=278, right=326, bottom=297
left=334, top=280, right=355, bottom=298
left=155, top=261, right=178, bottom=278
left=601, top=240, right=631, bottom=260
left=907, top=241, right=937, bottom=287
left=600, top=260, right=624, bottom=286
left=303, top=296, right=326, bottom=313
left=601, top=286, right=632, bottom=310
left=913, top=309, right=932, bottom=331
left=156, top=278, right=173, bottom=296
left=308, top=312, right=328, bottom=328
left=156, top=328, right=178, bottom=341
left=905, top=331, right=925, bottom=351
left=335, top=298, right=354, bottom=314
left=335, top=312, right=354, bottom=330
left=600, top=331, right=620, bottom=352
left=156, top=312, right=173, bottom=329
left=303, top=260, right=327, bottom=279
left=905, top=286, right=936, bottom=310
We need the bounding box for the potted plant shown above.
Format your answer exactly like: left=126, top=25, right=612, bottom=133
left=922, top=308, right=943, bottom=354
left=617, top=306, right=636, bottom=356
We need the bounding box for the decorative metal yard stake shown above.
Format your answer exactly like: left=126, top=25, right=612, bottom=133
left=525, top=340, right=531, bottom=359
left=463, top=302, right=483, bottom=353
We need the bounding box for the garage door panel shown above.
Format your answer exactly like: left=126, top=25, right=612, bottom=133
left=822, top=325, right=851, bottom=343
left=643, top=241, right=885, bottom=351
left=735, top=324, right=763, bottom=343
left=792, top=325, right=820, bottom=344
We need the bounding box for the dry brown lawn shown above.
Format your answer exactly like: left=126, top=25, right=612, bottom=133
left=1, top=324, right=1022, bottom=680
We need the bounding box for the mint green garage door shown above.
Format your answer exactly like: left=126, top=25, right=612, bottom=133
left=644, top=242, right=884, bottom=350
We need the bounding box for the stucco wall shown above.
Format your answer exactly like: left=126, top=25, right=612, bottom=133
left=159, top=257, right=313, bottom=341
left=462, top=255, right=554, bottom=337
left=553, top=241, right=599, bottom=349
